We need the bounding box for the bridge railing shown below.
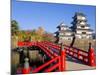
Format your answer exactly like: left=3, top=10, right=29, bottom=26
left=17, top=41, right=66, bottom=73
left=39, top=42, right=58, bottom=56
left=32, top=56, right=61, bottom=73
left=65, top=47, right=89, bottom=64
left=42, top=41, right=96, bottom=67
left=17, top=56, right=62, bottom=74
left=37, top=42, right=57, bottom=59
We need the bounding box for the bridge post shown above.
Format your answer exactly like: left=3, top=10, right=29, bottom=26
left=88, top=43, right=96, bottom=67
left=60, top=43, right=66, bottom=71
left=22, top=58, right=30, bottom=74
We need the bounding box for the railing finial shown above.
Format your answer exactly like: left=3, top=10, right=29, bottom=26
left=22, top=58, right=30, bottom=74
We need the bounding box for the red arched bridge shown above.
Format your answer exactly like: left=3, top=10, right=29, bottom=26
left=16, top=41, right=96, bottom=74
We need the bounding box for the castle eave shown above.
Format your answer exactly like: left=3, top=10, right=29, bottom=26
left=76, top=28, right=93, bottom=31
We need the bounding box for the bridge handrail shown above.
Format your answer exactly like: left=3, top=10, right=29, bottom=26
left=17, top=41, right=66, bottom=73
left=40, top=42, right=59, bottom=56
left=43, top=41, right=88, bottom=53
left=37, top=42, right=58, bottom=58
left=43, top=41, right=88, bottom=55
left=17, top=41, right=56, bottom=58
left=42, top=41, right=96, bottom=66
left=65, top=45, right=88, bottom=53
left=32, top=56, right=60, bottom=73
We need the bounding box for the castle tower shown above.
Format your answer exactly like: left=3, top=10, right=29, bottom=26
left=71, top=12, right=93, bottom=39
left=55, top=22, right=73, bottom=44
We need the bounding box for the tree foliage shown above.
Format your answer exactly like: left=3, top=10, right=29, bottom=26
left=35, top=27, right=45, bottom=36
left=11, top=20, right=56, bottom=42
left=11, top=20, right=19, bottom=36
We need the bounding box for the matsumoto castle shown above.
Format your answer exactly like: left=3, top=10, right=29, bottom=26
left=55, top=12, right=94, bottom=43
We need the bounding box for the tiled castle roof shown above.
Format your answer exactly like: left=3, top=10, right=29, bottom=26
left=57, top=22, right=69, bottom=28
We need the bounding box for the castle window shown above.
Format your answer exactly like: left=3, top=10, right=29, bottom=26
left=82, top=32, right=86, bottom=34
left=81, top=26, right=85, bottom=28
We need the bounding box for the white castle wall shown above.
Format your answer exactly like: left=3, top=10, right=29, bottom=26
left=77, top=26, right=90, bottom=29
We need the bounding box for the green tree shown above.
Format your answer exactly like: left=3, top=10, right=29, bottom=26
left=11, top=20, right=19, bottom=36
left=43, top=32, right=56, bottom=42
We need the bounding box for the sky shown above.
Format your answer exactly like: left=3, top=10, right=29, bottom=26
left=12, top=0, right=96, bottom=33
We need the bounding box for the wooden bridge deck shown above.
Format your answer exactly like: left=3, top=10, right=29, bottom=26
left=65, top=56, right=95, bottom=71
left=66, top=61, right=95, bottom=71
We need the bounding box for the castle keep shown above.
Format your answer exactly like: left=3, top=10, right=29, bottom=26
left=55, top=12, right=93, bottom=43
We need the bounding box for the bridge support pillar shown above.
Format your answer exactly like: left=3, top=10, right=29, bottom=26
left=60, top=43, right=66, bottom=71
left=88, top=43, right=96, bottom=67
